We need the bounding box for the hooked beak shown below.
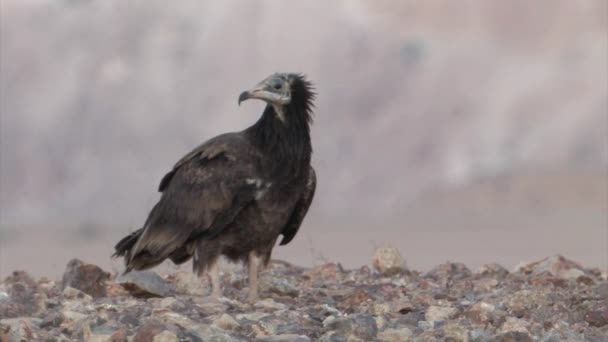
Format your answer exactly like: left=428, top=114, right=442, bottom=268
left=238, top=91, right=251, bottom=106
left=237, top=82, right=290, bottom=106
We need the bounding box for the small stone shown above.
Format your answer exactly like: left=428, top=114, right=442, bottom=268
left=152, top=330, right=179, bottom=342
left=87, top=334, right=113, bottom=342
left=62, top=259, right=110, bottom=298
left=0, top=318, right=41, bottom=342
left=3, top=271, right=37, bottom=288
left=158, top=297, right=177, bottom=309
left=170, top=271, right=207, bottom=296
left=254, top=298, right=287, bottom=311
left=0, top=282, right=39, bottom=317
left=62, top=309, right=88, bottom=321
left=584, top=302, right=608, bottom=327
left=425, top=305, right=458, bottom=322
left=257, top=334, right=311, bottom=342
left=493, top=331, right=533, bottom=342
left=110, top=328, right=128, bottom=342
left=515, top=255, right=586, bottom=279
left=39, top=311, right=65, bottom=328
left=351, top=315, right=378, bottom=340
left=323, top=315, right=377, bottom=340
left=214, top=313, right=240, bottom=331
left=417, top=320, right=434, bottom=330
left=62, top=286, right=93, bottom=301
left=372, top=246, right=407, bottom=275
left=466, top=302, right=495, bottom=324
left=304, top=263, right=345, bottom=284
left=377, top=328, right=413, bottom=342
left=116, top=271, right=172, bottom=298
left=477, top=263, right=509, bottom=278
left=443, top=323, right=470, bottom=341
left=133, top=320, right=169, bottom=342
left=501, top=317, right=529, bottom=334
left=260, top=276, right=300, bottom=297
left=373, top=303, right=391, bottom=315
left=426, top=262, right=472, bottom=281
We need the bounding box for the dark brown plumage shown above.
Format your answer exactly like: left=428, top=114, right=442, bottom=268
left=113, top=73, right=316, bottom=301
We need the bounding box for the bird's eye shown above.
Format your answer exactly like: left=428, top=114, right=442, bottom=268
left=272, top=81, right=282, bottom=90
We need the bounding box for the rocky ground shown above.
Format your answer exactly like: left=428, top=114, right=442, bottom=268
left=1, top=248, right=607, bottom=341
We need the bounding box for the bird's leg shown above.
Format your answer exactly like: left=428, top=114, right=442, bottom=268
left=247, top=251, right=260, bottom=303
left=208, top=261, right=222, bottom=298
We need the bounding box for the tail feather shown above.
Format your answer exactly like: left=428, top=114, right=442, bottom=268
left=113, top=228, right=143, bottom=259
left=113, top=228, right=165, bottom=273
left=114, top=227, right=193, bottom=273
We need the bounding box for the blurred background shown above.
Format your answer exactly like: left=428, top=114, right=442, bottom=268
left=1, top=0, right=606, bottom=278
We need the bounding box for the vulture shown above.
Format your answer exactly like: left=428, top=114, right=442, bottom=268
left=113, top=73, right=316, bottom=302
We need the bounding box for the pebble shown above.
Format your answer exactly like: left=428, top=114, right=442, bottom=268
left=62, top=259, right=110, bottom=298
left=116, top=271, right=172, bottom=297
left=425, top=305, right=458, bottom=322
left=372, top=246, right=407, bottom=275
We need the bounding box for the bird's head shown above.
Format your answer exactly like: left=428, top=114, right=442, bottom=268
left=238, top=73, right=315, bottom=124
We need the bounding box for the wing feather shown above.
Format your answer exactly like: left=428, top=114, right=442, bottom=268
left=126, top=133, right=259, bottom=270
left=279, top=167, right=316, bottom=245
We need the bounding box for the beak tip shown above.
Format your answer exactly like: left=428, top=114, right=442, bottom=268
left=238, top=91, right=249, bottom=106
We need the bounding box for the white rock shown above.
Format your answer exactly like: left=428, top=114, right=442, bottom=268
left=173, top=271, right=207, bottom=296
left=372, top=246, right=407, bottom=274
left=378, top=328, right=413, bottom=342
left=152, top=330, right=179, bottom=342
left=425, top=305, right=458, bottom=322
left=254, top=298, right=286, bottom=311
left=501, top=317, right=530, bottom=333
left=214, top=313, right=240, bottom=331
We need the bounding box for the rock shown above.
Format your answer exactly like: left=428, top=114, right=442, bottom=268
left=110, top=328, right=128, bottom=342
left=170, top=271, right=207, bottom=296
left=372, top=246, right=407, bottom=275
left=157, top=297, right=178, bottom=309
left=477, top=263, right=509, bottom=278
left=3, top=271, right=37, bottom=288
left=501, top=317, right=529, bottom=334
left=39, top=311, right=65, bottom=328
left=443, top=323, right=470, bottom=341
left=255, top=298, right=287, bottom=311
left=86, top=333, right=113, bottom=342
left=260, top=276, right=300, bottom=297
left=63, top=286, right=93, bottom=301
left=0, top=282, right=40, bottom=318
left=257, top=334, right=311, bottom=342
left=62, top=259, right=110, bottom=298
left=193, top=298, right=229, bottom=316
left=417, top=320, right=434, bottom=330
left=584, top=302, right=608, bottom=327
left=214, top=313, right=240, bottom=331
left=465, top=302, right=496, bottom=325
left=152, top=330, right=178, bottom=342
left=133, top=320, right=170, bottom=342
left=304, top=263, right=345, bottom=284
left=515, top=255, right=586, bottom=279
left=62, top=309, right=88, bottom=321
left=350, top=314, right=378, bottom=340
left=426, top=262, right=472, bottom=281
left=0, top=318, right=41, bottom=342
left=323, top=314, right=377, bottom=340
left=116, top=271, right=172, bottom=298
left=425, top=305, right=458, bottom=322
left=493, top=331, right=533, bottom=342
left=377, top=328, right=413, bottom=342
